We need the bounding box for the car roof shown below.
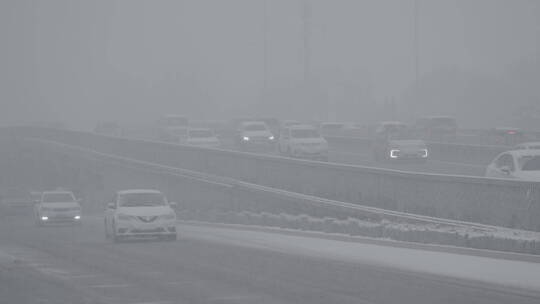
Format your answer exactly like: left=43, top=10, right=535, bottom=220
left=516, top=142, right=540, bottom=147
left=42, top=190, right=73, bottom=195
left=320, top=122, right=343, bottom=125
left=422, top=115, right=455, bottom=119
left=502, top=150, right=540, bottom=157
left=163, top=114, right=186, bottom=118
left=494, top=126, right=521, bottom=131
left=117, top=189, right=162, bottom=195
left=241, top=121, right=266, bottom=126
left=380, top=121, right=407, bottom=126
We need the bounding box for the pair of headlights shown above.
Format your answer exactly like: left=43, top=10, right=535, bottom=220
left=243, top=136, right=274, bottom=141
left=389, top=149, right=429, bottom=159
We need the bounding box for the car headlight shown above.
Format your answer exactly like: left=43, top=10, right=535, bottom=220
left=390, top=149, right=400, bottom=158
left=420, top=148, right=429, bottom=158
left=161, top=213, right=176, bottom=220
left=242, top=136, right=250, bottom=141
left=268, top=136, right=275, bottom=140
left=117, top=214, right=133, bottom=221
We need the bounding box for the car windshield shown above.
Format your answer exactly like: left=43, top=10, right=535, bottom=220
left=244, top=124, right=267, bottom=131
left=189, top=130, right=214, bottom=138
left=519, top=156, right=540, bottom=171
left=119, top=193, right=167, bottom=207
left=291, top=129, right=321, bottom=138
left=42, top=193, right=75, bottom=203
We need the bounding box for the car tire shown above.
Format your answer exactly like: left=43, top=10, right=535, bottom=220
left=286, top=147, right=293, bottom=158
left=104, top=219, right=110, bottom=239
left=164, top=234, right=177, bottom=242
left=112, top=222, right=122, bottom=243
left=34, top=213, right=43, bottom=227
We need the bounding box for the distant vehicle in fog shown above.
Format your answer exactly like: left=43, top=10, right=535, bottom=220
left=186, top=128, right=221, bottom=148
left=488, top=127, right=525, bottom=146
left=413, top=116, right=457, bottom=141
left=234, top=121, right=276, bottom=151
left=372, top=121, right=428, bottom=162
left=256, top=117, right=281, bottom=135
left=278, top=125, right=329, bottom=161
left=156, top=115, right=189, bottom=142
left=485, top=150, right=540, bottom=181
left=104, top=189, right=177, bottom=242
left=0, top=188, right=33, bottom=216
left=280, top=120, right=302, bottom=128
left=319, top=122, right=346, bottom=137
left=94, top=122, right=123, bottom=137
left=513, top=142, right=540, bottom=150
left=34, top=190, right=82, bottom=226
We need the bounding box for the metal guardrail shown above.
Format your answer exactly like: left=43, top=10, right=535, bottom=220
left=20, top=137, right=501, bottom=233
left=4, top=126, right=540, bottom=231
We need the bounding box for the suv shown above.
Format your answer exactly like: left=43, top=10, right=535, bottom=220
left=235, top=121, right=276, bottom=151
left=278, top=125, right=328, bottom=161
left=186, top=128, right=221, bottom=148
left=372, top=122, right=428, bottom=162
left=104, top=189, right=177, bottom=242
left=34, top=191, right=82, bottom=225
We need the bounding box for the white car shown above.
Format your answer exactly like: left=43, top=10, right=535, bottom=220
left=372, top=122, right=428, bottom=162
left=513, top=142, right=540, bottom=150
left=235, top=121, right=276, bottom=151
left=485, top=150, right=540, bottom=181
left=34, top=191, right=82, bottom=225
left=104, top=189, right=178, bottom=242
left=185, top=128, right=221, bottom=148
left=278, top=125, right=328, bottom=161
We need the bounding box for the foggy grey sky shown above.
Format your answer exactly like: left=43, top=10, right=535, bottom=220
left=1, top=0, right=538, bottom=128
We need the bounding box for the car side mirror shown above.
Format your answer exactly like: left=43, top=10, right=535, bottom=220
left=500, top=166, right=511, bottom=174
left=107, top=202, right=116, bottom=209
left=169, top=202, right=178, bottom=209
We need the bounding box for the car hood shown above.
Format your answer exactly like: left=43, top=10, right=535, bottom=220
left=41, top=202, right=80, bottom=209
left=514, top=171, right=540, bottom=182
left=117, top=206, right=174, bottom=216
left=389, top=140, right=427, bottom=149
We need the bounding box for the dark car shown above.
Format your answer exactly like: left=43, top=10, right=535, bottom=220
left=488, top=127, right=525, bottom=146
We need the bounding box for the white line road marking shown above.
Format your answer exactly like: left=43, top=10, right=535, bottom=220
left=65, top=273, right=105, bottom=279
left=90, top=284, right=131, bottom=289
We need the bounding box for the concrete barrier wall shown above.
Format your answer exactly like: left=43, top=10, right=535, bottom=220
left=6, top=127, right=540, bottom=231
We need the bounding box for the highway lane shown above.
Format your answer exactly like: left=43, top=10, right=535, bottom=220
left=220, top=140, right=485, bottom=176
left=126, top=131, right=486, bottom=176
left=328, top=149, right=486, bottom=176
left=1, top=214, right=539, bottom=304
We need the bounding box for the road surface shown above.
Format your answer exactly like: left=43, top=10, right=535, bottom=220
left=1, top=213, right=539, bottom=304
